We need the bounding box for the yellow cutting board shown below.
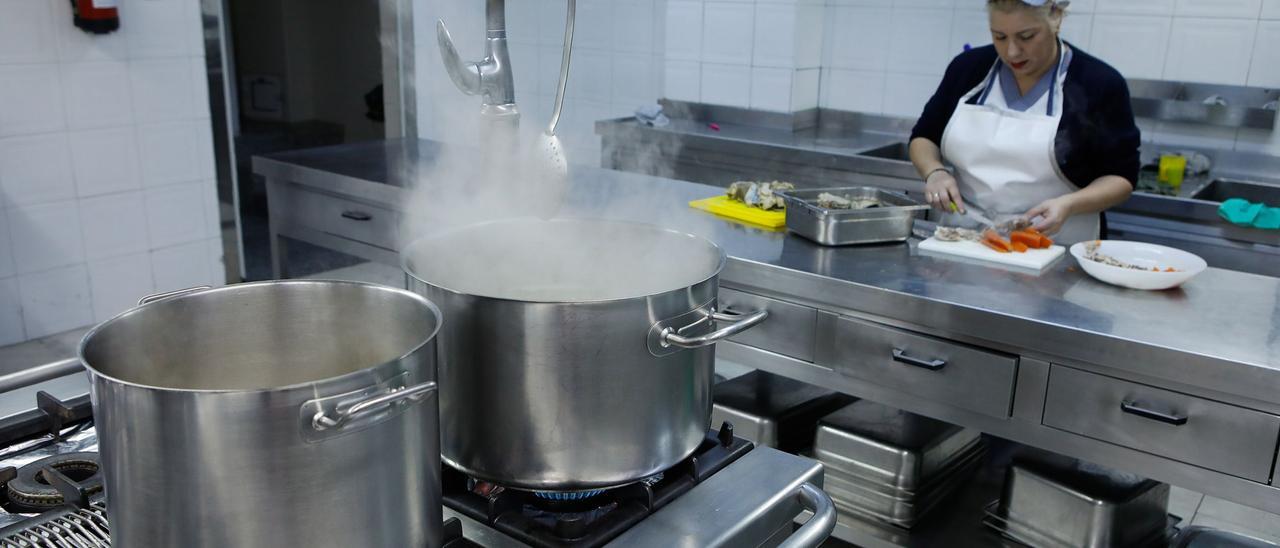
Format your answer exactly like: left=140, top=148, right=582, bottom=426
left=688, top=196, right=787, bottom=229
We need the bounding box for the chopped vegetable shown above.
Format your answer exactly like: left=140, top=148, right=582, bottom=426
left=982, top=239, right=1010, bottom=253
left=1011, top=241, right=1029, bottom=253
left=1010, top=231, right=1040, bottom=249
left=982, top=230, right=1012, bottom=252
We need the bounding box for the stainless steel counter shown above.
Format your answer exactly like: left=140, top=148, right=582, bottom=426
left=254, top=139, right=1280, bottom=517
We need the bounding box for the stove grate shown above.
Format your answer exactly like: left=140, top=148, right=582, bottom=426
left=0, top=501, right=109, bottom=548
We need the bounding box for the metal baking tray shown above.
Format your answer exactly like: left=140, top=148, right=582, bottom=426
left=813, top=400, right=982, bottom=492
left=777, top=187, right=929, bottom=246
left=1173, top=526, right=1279, bottom=548
left=710, top=370, right=856, bottom=452
left=993, top=455, right=1171, bottom=548
left=983, top=502, right=1179, bottom=548
left=825, top=444, right=986, bottom=529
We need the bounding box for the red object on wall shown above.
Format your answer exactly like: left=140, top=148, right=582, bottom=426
left=71, top=0, right=120, bottom=34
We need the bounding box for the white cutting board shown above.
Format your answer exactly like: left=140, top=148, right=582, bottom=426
left=918, top=237, right=1065, bottom=271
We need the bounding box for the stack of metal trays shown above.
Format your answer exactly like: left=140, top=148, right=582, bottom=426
left=812, top=400, right=986, bottom=529
left=983, top=453, right=1176, bottom=547
left=1173, top=526, right=1279, bottom=548
left=710, top=370, right=856, bottom=453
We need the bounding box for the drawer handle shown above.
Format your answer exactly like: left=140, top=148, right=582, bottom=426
left=1120, top=401, right=1188, bottom=426
left=892, top=348, right=946, bottom=371
left=341, top=210, right=372, bottom=221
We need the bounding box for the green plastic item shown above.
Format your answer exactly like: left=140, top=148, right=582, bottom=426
left=1218, top=198, right=1279, bottom=230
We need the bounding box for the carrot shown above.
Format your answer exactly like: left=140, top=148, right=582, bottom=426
left=1021, top=228, right=1054, bottom=248
left=1038, top=235, right=1054, bottom=248
left=1011, top=241, right=1029, bottom=253
left=1010, top=231, right=1040, bottom=249
left=982, top=239, right=1010, bottom=253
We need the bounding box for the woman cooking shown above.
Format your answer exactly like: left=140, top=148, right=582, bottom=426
left=908, top=0, right=1139, bottom=245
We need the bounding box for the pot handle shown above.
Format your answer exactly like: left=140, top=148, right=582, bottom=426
left=312, top=381, right=437, bottom=431
left=778, top=483, right=837, bottom=548
left=138, top=286, right=212, bottom=305
left=660, top=309, right=769, bottom=349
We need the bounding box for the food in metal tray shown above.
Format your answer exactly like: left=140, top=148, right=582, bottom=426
left=1083, top=241, right=1181, bottom=272
left=816, top=192, right=881, bottom=210
left=933, top=226, right=981, bottom=242
left=727, top=181, right=795, bottom=210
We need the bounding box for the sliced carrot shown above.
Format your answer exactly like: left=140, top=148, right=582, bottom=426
left=1010, top=231, right=1040, bottom=249
left=982, top=239, right=1010, bottom=253
left=1164, top=267, right=1178, bottom=272
left=1038, top=235, right=1054, bottom=248
left=1011, top=241, right=1029, bottom=253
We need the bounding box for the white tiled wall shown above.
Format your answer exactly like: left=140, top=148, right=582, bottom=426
left=0, top=0, right=223, bottom=344
left=817, top=0, right=1280, bottom=154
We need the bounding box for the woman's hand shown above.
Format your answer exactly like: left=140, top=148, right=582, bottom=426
left=1024, top=195, right=1076, bottom=235
left=924, top=170, right=964, bottom=213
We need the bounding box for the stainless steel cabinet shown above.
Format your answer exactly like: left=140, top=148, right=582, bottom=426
left=815, top=314, right=1019, bottom=419
left=1044, top=365, right=1280, bottom=483
left=719, top=288, right=818, bottom=362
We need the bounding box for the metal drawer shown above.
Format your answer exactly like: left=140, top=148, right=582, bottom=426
left=277, top=184, right=399, bottom=250
left=1044, top=366, right=1280, bottom=483
left=719, top=288, right=817, bottom=362
left=815, top=314, right=1018, bottom=418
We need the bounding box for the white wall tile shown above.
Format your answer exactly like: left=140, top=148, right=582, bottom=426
left=1263, top=0, right=1280, bottom=18
left=88, top=253, right=154, bottom=322
left=1071, top=0, right=1099, bottom=12
left=883, top=72, right=941, bottom=117
left=0, top=0, right=57, bottom=64
left=183, top=0, right=205, bottom=57
left=7, top=200, right=85, bottom=274
left=616, top=0, right=657, bottom=54
left=0, top=133, right=76, bottom=207
left=889, top=8, right=954, bottom=75
left=1235, top=127, right=1280, bottom=154
left=201, top=180, right=220, bottom=238
left=123, top=0, right=191, bottom=59
left=62, top=61, right=135, bottom=129
left=1174, top=0, right=1262, bottom=18
left=79, top=191, right=149, bottom=260
left=612, top=53, right=660, bottom=107
left=750, top=67, right=793, bottom=112
left=507, top=0, right=541, bottom=45
left=138, top=121, right=202, bottom=187
left=152, top=240, right=212, bottom=293
left=1090, top=15, right=1172, bottom=79
left=129, top=59, right=196, bottom=123
left=511, top=44, right=540, bottom=98
left=0, top=65, right=66, bottom=137
left=795, top=4, right=825, bottom=69
left=206, top=237, right=226, bottom=286
left=1249, top=20, right=1280, bottom=86
left=701, top=63, right=751, bottom=107
left=195, top=122, right=216, bottom=180
left=538, top=0, right=568, bottom=46
left=754, top=3, right=798, bottom=68
left=822, top=69, right=885, bottom=112
left=1060, top=13, right=1094, bottom=50
left=144, top=182, right=206, bottom=249
left=666, top=1, right=704, bottom=61
left=70, top=127, right=142, bottom=197
left=576, top=0, right=614, bottom=51
left=0, top=277, right=22, bottom=346
left=703, top=2, right=755, bottom=65
left=189, top=57, right=210, bottom=120
left=0, top=208, right=12, bottom=279
left=52, top=0, right=127, bottom=63
left=951, top=8, right=992, bottom=51
left=1095, top=0, right=1176, bottom=15
left=568, top=49, right=614, bottom=102
left=538, top=46, right=563, bottom=97
left=18, top=264, right=92, bottom=339
left=664, top=60, right=702, bottom=101
left=827, top=7, right=892, bottom=71
left=1164, top=18, right=1256, bottom=84
left=791, top=68, right=820, bottom=110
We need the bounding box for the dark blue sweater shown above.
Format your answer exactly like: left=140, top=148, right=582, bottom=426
left=909, top=44, right=1141, bottom=189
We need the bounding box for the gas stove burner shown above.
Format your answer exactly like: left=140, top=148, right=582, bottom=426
left=532, top=489, right=606, bottom=501
left=5, top=452, right=103, bottom=513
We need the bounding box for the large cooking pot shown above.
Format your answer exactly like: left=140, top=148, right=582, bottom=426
left=402, top=218, right=768, bottom=490
left=79, top=281, right=443, bottom=548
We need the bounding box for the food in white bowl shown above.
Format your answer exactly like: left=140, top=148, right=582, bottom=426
left=1069, top=240, right=1207, bottom=290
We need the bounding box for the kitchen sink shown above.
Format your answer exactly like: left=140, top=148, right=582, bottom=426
left=1190, top=179, right=1280, bottom=205
left=858, top=142, right=911, bottom=162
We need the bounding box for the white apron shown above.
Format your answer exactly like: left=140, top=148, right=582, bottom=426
left=940, top=42, right=1099, bottom=245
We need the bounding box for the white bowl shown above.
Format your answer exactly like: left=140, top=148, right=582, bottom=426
left=1068, top=240, right=1207, bottom=290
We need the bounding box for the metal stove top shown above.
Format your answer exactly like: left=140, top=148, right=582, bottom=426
left=0, top=364, right=834, bottom=547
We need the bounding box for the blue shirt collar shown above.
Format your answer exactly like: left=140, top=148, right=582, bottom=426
left=999, top=43, right=1071, bottom=112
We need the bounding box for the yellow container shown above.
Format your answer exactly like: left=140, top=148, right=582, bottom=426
left=1158, top=154, right=1187, bottom=189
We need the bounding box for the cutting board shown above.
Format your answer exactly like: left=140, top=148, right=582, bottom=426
left=688, top=196, right=787, bottom=229
left=918, top=237, right=1065, bottom=271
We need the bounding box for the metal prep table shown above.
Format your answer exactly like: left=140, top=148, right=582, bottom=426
left=254, top=139, right=1280, bottom=529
